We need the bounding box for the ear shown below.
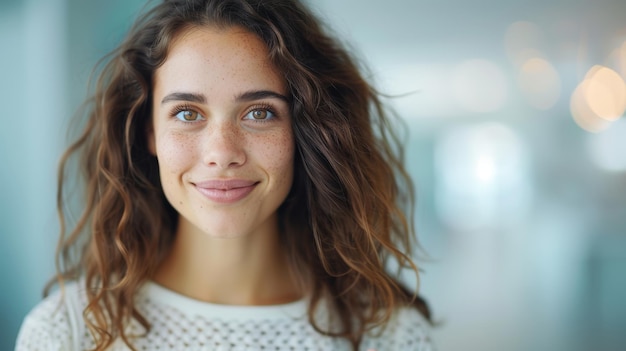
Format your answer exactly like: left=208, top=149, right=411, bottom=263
left=146, top=120, right=157, bottom=156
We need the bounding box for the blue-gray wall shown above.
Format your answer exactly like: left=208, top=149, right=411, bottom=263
left=0, top=0, right=145, bottom=348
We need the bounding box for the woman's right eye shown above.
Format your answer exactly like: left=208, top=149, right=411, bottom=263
left=174, top=109, right=204, bottom=122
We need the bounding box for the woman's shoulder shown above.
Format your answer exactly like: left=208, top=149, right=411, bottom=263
left=363, top=306, right=435, bottom=351
left=15, top=282, right=86, bottom=351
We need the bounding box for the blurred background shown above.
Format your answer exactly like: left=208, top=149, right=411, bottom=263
left=1, top=0, right=625, bottom=350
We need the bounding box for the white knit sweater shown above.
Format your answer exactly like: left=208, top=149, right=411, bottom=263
left=16, top=281, right=433, bottom=351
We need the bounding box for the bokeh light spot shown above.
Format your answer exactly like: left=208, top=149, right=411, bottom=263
left=583, top=65, right=626, bottom=121
left=434, top=123, right=531, bottom=230
left=570, top=79, right=612, bottom=133
left=519, top=57, right=561, bottom=110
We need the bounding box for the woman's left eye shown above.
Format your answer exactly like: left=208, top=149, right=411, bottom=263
left=244, top=108, right=275, bottom=121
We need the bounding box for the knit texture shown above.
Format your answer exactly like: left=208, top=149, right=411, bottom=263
left=16, top=282, right=433, bottom=351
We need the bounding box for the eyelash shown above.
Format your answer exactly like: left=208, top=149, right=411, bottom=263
left=244, top=103, right=278, bottom=123
left=168, top=103, right=279, bottom=123
left=170, top=104, right=202, bottom=122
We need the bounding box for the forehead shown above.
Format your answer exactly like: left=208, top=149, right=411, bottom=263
left=154, top=25, right=286, bottom=97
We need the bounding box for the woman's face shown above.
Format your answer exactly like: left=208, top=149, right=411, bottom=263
left=149, top=26, right=294, bottom=238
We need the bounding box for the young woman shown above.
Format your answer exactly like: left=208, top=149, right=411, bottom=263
left=16, top=0, right=433, bottom=350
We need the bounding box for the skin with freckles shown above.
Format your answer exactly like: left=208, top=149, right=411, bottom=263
left=147, top=26, right=298, bottom=305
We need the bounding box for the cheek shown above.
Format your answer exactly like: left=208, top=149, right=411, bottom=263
left=259, top=128, right=295, bottom=183
left=156, top=131, right=198, bottom=177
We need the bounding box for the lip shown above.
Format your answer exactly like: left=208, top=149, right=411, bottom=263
left=193, top=179, right=258, bottom=204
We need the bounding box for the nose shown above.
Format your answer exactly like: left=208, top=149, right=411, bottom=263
left=202, top=121, right=246, bottom=168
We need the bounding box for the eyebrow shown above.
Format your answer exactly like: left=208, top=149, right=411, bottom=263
left=236, top=90, right=290, bottom=103
left=160, top=90, right=289, bottom=105
left=161, top=92, right=206, bottom=105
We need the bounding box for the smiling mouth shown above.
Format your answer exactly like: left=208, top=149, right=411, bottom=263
left=193, top=179, right=259, bottom=203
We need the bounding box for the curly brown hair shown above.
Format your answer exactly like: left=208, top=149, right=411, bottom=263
left=49, top=0, right=432, bottom=350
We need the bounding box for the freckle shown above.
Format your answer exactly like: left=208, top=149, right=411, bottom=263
left=179, top=201, right=183, bottom=205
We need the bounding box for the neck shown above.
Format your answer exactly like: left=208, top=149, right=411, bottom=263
left=154, top=216, right=302, bottom=305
